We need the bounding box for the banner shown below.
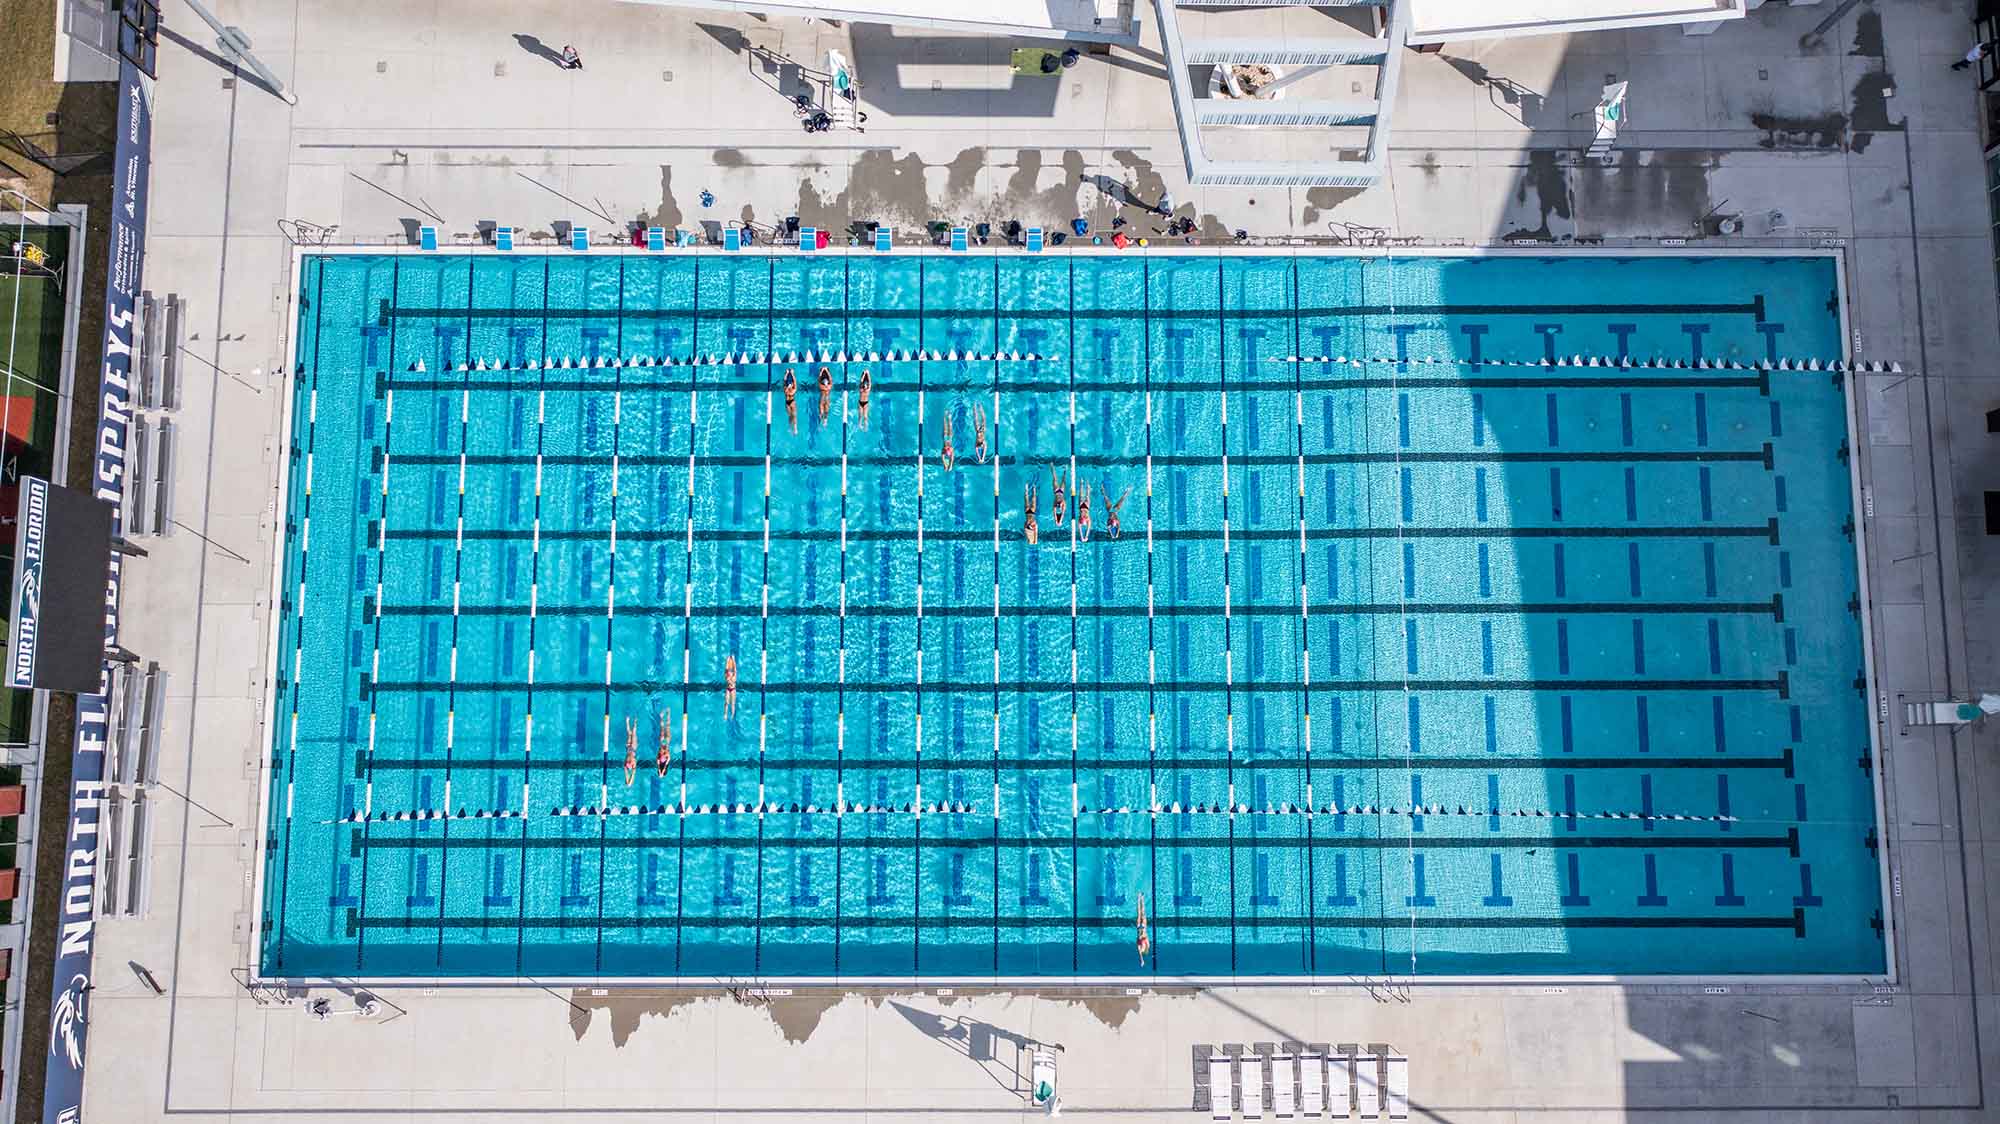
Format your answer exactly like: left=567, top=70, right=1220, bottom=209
left=5, top=477, right=113, bottom=693
left=7, top=475, right=47, bottom=689
left=41, top=51, right=149, bottom=1124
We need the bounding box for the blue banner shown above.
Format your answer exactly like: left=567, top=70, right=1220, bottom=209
left=42, top=51, right=148, bottom=1124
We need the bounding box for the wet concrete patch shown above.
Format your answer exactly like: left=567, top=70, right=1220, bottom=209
left=1750, top=110, right=1848, bottom=150
left=945, top=146, right=986, bottom=200
left=568, top=990, right=704, bottom=1047
left=1079, top=995, right=1141, bottom=1029
left=1302, top=186, right=1365, bottom=226
left=1504, top=150, right=1572, bottom=240
left=713, top=147, right=749, bottom=168
left=656, top=166, right=684, bottom=230
left=1848, top=71, right=1902, bottom=155
left=1570, top=149, right=1716, bottom=238
left=795, top=148, right=930, bottom=232
left=1851, top=9, right=1885, bottom=59
left=764, top=994, right=846, bottom=1043
left=567, top=986, right=1181, bottom=1047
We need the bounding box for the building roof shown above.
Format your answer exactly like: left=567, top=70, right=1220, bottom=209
left=1406, top=0, right=1745, bottom=43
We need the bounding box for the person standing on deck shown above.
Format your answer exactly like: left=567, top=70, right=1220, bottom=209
left=1954, top=39, right=1998, bottom=70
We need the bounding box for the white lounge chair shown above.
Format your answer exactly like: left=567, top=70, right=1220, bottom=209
left=1329, top=1051, right=1353, bottom=1119
left=1299, top=1050, right=1325, bottom=1117
left=1242, top=1052, right=1265, bottom=1119
left=1355, top=1053, right=1383, bottom=1120
left=1385, top=1053, right=1408, bottom=1120
left=1272, top=1050, right=1297, bottom=1117
left=1210, top=1055, right=1233, bottom=1120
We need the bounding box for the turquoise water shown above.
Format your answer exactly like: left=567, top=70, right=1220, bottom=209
left=263, top=252, right=1881, bottom=979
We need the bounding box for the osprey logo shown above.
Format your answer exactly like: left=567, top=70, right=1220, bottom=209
left=49, top=973, right=86, bottom=1070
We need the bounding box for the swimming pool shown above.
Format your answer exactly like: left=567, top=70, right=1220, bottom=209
left=259, top=249, right=1884, bottom=980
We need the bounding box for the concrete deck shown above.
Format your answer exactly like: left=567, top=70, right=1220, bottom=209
left=80, top=0, right=2000, bottom=1119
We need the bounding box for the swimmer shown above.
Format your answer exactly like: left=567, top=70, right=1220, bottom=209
left=1024, top=481, right=1039, bottom=545
left=972, top=402, right=988, bottom=464
left=655, top=711, right=673, bottom=777
left=816, top=366, right=833, bottom=427
left=1077, top=485, right=1092, bottom=543
left=1101, top=482, right=1131, bottom=540
left=1136, top=892, right=1150, bottom=965
left=1051, top=467, right=1066, bottom=527
left=781, top=368, right=799, bottom=434
left=723, top=653, right=739, bottom=719
left=623, top=717, right=639, bottom=785
left=940, top=411, right=955, bottom=471
left=858, top=368, right=873, bottom=430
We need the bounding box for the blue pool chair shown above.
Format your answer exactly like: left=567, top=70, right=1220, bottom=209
left=723, top=227, right=741, bottom=252
left=570, top=226, right=589, bottom=251
left=495, top=226, right=514, bottom=251
left=1024, top=227, right=1044, bottom=253
left=418, top=226, right=438, bottom=251
left=874, top=226, right=893, bottom=252
left=646, top=227, right=666, bottom=251
left=950, top=226, right=969, bottom=252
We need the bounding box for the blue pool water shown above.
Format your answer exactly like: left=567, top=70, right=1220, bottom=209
left=262, top=251, right=1881, bottom=979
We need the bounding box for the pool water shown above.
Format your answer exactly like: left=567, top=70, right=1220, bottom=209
left=262, top=251, right=1882, bottom=979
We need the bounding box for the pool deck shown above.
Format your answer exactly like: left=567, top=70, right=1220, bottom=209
left=89, top=0, right=2000, bottom=1119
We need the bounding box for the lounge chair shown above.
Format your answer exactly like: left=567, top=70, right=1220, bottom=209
left=1385, top=1053, right=1408, bottom=1120
left=1328, top=1050, right=1353, bottom=1119
left=1355, top=1052, right=1382, bottom=1120
left=1272, top=1049, right=1296, bottom=1117
left=1209, top=1054, right=1233, bottom=1120
left=1299, top=1049, right=1325, bottom=1117
left=1242, top=1050, right=1265, bottom=1119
